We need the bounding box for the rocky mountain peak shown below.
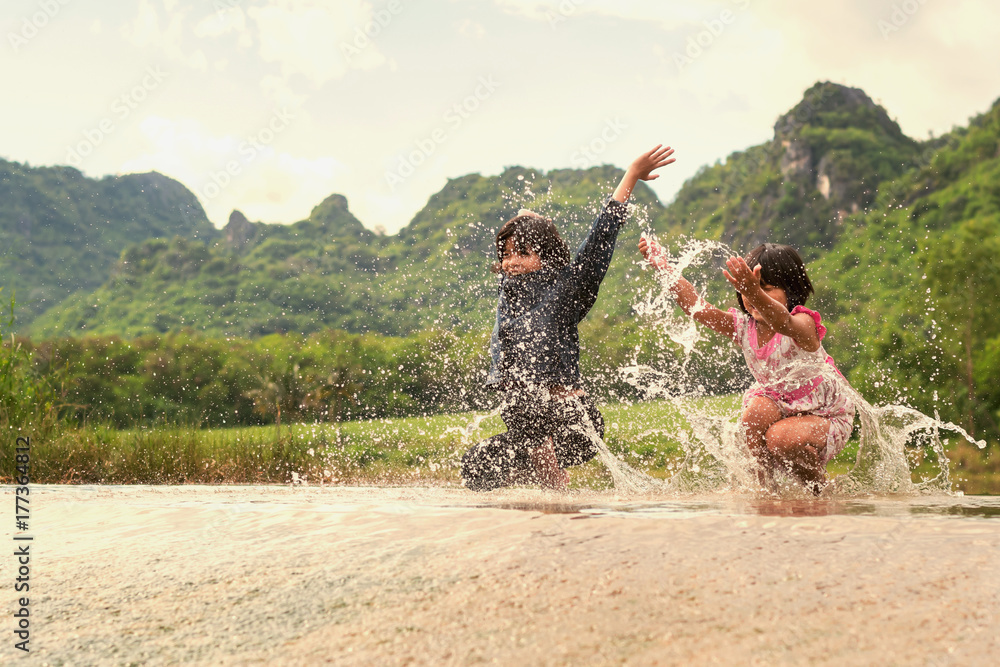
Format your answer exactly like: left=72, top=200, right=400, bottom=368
left=308, top=194, right=372, bottom=239
left=772, top=82, right=918, bottom=217
left=223, top=209, right=255, bottom=249
left=774, top=83, right=888, bottom=139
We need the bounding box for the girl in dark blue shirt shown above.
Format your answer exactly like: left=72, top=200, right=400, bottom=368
left=462, top=145, right=675, bottom=491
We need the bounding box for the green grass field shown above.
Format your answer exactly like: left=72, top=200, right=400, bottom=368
left=4, top=396, right=997, bottom=493
left=3, top=397, right=732, bottom=485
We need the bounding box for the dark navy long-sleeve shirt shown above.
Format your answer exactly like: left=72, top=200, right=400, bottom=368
left=486, top=197, right=629, bottom=388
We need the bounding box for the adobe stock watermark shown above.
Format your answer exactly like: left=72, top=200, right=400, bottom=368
left=384, top=76, right=501, bottom=191
left=546, top=0, right=586, bottom=30
left=673, top=0, right=751, bottom=72
left=340, top=0, right=406, bottom=63
left=8, top=0, right=72, bottom=52
left=65, top=66, right=168, bottom=168
left=199, top=108, right=295, bottom=201
left=877, top=0, right=929, bottom=40
left=571, top=118, right=628, bottom=169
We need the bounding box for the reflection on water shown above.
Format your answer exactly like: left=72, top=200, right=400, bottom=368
left=472, top=494, right=1000, bottom=520
left=42, top=485, right=1000, bottom=526
left=905, top=502, right=1000, bottom=519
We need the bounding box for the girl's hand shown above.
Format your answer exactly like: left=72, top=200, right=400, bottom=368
left=612, top=144, right=675, bottom=203
left=638, top=234, right=669, bottom=270
left=723, top=256, right=761, bottom=294
left=639, top=234, right=679, bottom=282
left=628, top=145, right=675, bottom=182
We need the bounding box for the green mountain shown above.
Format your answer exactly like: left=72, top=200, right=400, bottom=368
left=34, top=194, right=381, bottom=337
left=664, top=82, right=923, bottom=255
left=31, top=165, right=665, bottom=338
left=20, top=82, right=932, bottom=341
left=0, top=160, right=218, bottom=324
left=813, top=95, right=1000, bottom=432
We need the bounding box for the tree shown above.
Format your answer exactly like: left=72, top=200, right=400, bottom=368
left=923, top=216, right=1000, bottom=434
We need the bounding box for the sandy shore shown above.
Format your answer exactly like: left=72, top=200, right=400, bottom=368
left=8, top=486, right=1000, bottom=665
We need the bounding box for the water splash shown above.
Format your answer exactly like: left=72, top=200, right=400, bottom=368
left=442, top=190, right=986, bottom=498
left=594, top=234, right=987, bottom=497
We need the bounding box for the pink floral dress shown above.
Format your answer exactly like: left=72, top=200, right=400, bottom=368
left=729, top=306, right=856, bottom=462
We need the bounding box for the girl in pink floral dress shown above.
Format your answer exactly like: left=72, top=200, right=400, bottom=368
left=638, top=238, right=855, bottom=491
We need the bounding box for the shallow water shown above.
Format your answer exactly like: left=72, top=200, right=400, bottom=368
left=35, top=483, right=1000, bottom=517
left=19, top=484, right=1000, bottom=665
left=473, top=494, right=1000, bottom=520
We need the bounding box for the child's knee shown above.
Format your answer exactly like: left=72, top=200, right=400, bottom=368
left=764, top=423, right=825, bottom=465
left=741, top=410, right=775, bottom=434
left=763, top=421, right=796, bottom=452
left=765, top=417, right=827, bottom=445
left=741, top=396, right=780, bottom=427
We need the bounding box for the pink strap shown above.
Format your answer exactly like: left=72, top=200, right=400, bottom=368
left=790, top=305, right=827, bottom=341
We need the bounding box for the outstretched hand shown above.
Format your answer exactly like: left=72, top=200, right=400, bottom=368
left=611, top=144, right=674, bottom=204
left=612, top=144, right=675, bottom=203
left=629, top=144, right=675, bottom=182
left=638, top=234, right=669, bottom=270
left=723, top=256, right=761, bottom=294
left=638, top=234, right=681, bottom=284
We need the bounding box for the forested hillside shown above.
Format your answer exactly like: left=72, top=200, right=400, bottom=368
left=31, top=165, right=666, bottom=338
left=814, top=95, right=1000, bottom=435
left=25, top=83, right=940, bottom=341
left=0, top=161, right=218, bottom=324
left=33, top=193, right=384, bottom=337
left=663, top=82, right=923, bottom=255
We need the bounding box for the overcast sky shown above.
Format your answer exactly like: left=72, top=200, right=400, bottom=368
left=2, top=0, right=999, bottom=233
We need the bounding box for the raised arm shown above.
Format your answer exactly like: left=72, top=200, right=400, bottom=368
left=639, top=236, right=736, bottom=340
left=612, top=145, right=675, bottom=203
left=571, top=147, right=672, bottom=284
left=723, top=257, right=820, bottom=351
left=572, top=146, right=678, bottom=305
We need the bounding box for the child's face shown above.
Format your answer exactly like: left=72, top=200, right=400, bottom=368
left=501, top=237, right=543, bottom=276
left=748, top=283, right=788, bottom=320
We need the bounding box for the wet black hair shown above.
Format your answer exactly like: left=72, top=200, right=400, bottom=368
left=492, top=211, right=570, bottom=274
left=736, top=243, right=814, bottom=313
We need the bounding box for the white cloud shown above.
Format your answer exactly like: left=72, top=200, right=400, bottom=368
left=121, top=0, right=209, bottom=71
left=493, top=0, right=710, bottom=30
left=247, top=0, right=390, bottom=88
left=458, top=19, right=486, bottom=39
left=930, top=1, right=998, bottom=48
left=259, top=74, right=310, bottom=110
left=119, top=115, right=347, bottom=226
left=193, top=4, right=253, bottom=48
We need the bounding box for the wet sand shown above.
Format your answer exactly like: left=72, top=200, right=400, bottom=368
left=14, top=486, right=1000, bottom=665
